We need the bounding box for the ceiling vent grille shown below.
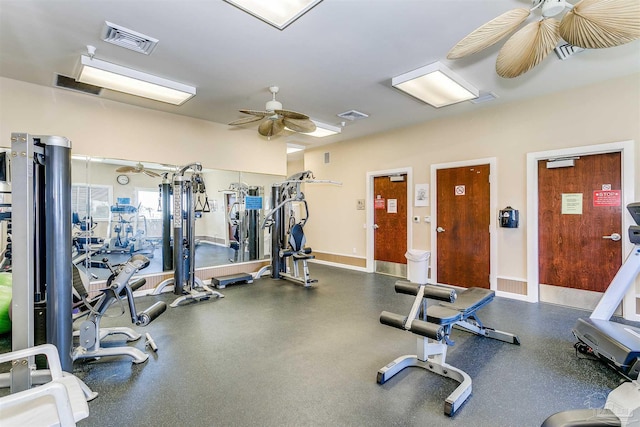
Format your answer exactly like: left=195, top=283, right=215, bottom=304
left=554, top=42, right=585, bottom=61
left=102, top=21, right=159, bottom=55
left=55, top=74, right=102, bottom=95
left=470, top=91, right=498, bottom=104
left=337, top=110, right=369, bottom=121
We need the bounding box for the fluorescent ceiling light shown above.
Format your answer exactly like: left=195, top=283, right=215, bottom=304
left=392, top=61, right=478, bottom=108
left=287, top=144, right=305, bottom=154
left=77, top=55, right=195, bottom=105
left=304, top=120, right=341, bottom=137
left=224, top=0, right=323, bottom=30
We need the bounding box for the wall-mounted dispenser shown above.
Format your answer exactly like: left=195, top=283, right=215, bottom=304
left=499, top=206, right=519, bottom=228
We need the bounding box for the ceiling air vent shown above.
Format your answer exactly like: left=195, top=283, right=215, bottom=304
left=554, top=42, right=585, bottom=61
left=55, top=74, right=102, bottom=95
left=470, top=91, right=498, bottom=104
left=337, top=110, right=369, bottom=121
left=102, top=21, right=158, bottom=55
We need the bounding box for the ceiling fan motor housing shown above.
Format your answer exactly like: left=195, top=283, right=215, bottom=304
left=265, top=99, right=283, bottom=112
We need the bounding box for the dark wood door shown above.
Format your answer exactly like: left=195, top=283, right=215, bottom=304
left=538, top=152, right=622, bottom=292
left=374, top=175, right=407, bottom=264
left=436, top=164, right=490, bottom=288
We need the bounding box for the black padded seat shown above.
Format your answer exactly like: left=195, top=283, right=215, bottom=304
left=440, top=287, right=494, bottom=315
left=425, top=305, right=463, bottom=325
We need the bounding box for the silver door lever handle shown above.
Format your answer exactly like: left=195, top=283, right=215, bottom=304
left=373, top=224, right=379, bottom=229
left=436, top=227, right=445, bottom=233
left=602, top=233, right=621, bottom=241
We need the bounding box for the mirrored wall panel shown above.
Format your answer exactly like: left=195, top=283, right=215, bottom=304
left=70, top=156, right=284, bottom=282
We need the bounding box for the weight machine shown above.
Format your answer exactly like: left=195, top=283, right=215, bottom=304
left=152, top=163, right=223, bottom=307
left=4, top=132, right=94, bottom=398
left=261, top=171, right=340, bottom=287
left=225, top=182, right=262, bottom=263
left=72, top=255, right=166, bottom=364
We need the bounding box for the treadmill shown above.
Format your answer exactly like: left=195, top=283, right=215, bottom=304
left=572, top=202, right=640, bottom=380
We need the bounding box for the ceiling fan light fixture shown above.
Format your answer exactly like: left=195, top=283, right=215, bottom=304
left=542, top=0, right=568, bottom=17
left=77, top=55, right=196, bottom=105
left=392, top=61, right=479, bottom=108
left=224, top=0, right=323, bottom=30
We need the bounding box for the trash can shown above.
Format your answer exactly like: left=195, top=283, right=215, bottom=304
left=405, top=250, right=430, bottom=284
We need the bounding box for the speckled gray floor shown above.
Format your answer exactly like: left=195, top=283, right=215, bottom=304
left=2, top=264, right=631, bottom=426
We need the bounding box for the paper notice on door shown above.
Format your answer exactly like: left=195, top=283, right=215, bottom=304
left=562, top=193, right=583, bottom=215
left=387, top=199, right=397, bottom=214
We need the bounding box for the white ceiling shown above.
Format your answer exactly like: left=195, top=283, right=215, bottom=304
left=1, top=0, right=639, bottom=151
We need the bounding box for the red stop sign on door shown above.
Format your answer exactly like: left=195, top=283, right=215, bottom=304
left=593, top=190, right=621, bottom=207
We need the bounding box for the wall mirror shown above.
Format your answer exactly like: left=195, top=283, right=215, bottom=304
left=70, top=155, right=284, bottom=283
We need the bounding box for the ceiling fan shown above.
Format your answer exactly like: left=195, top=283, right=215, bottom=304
left=116, top=162, right=161, bottom=178
left=447, top=0, right=640, bottom=78
left=228, top=86, right=316, bottom=138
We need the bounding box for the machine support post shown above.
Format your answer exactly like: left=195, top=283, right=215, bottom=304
left=173, top=175, right=185, bottom=295
left=270, top=184, right=282, bottom=279
left=161, top=178, right=173, bottom=271
left=44, top=139, right=73, bottom=372
left=10, top=133, right=74, bottom=389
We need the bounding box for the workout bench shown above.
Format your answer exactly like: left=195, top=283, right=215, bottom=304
left=377, top=281, right=520, bottom=416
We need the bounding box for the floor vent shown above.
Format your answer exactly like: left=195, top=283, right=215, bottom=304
left=102, top=21, right=158, bottom=55
left=55, top=74, right=102, bottom=95
left=497, top=277, right=527, bottom=295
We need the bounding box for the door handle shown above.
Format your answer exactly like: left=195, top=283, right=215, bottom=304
left=436, top=226, right=445, bottom=233
left=602, top=233, right=621, bottom=241
left=373, top=224, right=379, bottom=229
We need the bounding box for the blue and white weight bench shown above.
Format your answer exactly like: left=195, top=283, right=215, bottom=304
left=377, top=281, right=520, bottom=416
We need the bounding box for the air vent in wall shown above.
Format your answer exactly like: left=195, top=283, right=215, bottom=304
left=55, top=74, right=102, bottom=95
left=102, top=21, right=159, bottom=55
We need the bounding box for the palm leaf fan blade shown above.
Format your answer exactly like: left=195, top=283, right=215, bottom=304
left=143, top=170, right=161, bottom=178
left=116, top=166, right=137, bottom=173
left=559, top=0, right=640, bottom=49
left=275, top=110, right=310, bottom=120
left=447, top=8, right=531, bottom=59
left=496, top=19, right=561, bottom=78
left=283, top=117, right=316, bottom=133
left=228, top=115, right=265, bottom=126
left=258, top=118, right=285, bottom=137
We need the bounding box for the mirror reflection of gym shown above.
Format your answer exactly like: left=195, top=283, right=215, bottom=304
left=69, top=154, right=281, bottom=285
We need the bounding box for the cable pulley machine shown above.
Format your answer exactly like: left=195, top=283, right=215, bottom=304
left=152, top=163, right=223, bottom=307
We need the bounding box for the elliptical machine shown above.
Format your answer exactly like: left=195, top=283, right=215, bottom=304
left=152, top=163, right=223, bottom=307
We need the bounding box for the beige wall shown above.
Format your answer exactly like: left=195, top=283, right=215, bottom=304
left=0, top=77, right=287, bottom=176
left=301, top=73, right=640, bottom=286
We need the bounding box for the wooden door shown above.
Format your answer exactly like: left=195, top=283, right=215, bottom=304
left=538, top=153, right=622, bottom=292
left=436, top=164, right=490, bottom=288
left=374, top=175, right=407, bottom=264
